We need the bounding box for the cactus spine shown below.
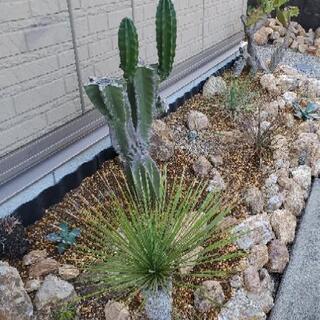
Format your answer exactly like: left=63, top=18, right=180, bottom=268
left=84, top=0, right=177, bottom=200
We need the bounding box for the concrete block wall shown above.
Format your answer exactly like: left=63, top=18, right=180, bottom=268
left=0, top=0, right=83, bottom=156
left=0, top=0, right=246, bottom=158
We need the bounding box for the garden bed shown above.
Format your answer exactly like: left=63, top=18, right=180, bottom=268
left=4, top=64, right=319, bottom=319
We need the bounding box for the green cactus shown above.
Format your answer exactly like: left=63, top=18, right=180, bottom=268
left=84, top=0, right=177, bottom=200
left=156, top=0, right=177, bottom=81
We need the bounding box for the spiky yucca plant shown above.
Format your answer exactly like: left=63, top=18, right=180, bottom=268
left=76, top=170, right=242, bottom=320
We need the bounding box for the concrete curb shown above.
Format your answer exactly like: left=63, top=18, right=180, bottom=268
left=269, top=178, right=320, bottom=320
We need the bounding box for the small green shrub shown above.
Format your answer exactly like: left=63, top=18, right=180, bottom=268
left=53, top=303, right=77, bottom=320
left=223, top=79, right=257, bottom=116
left=76, top=170, right=243, bottom=319
left=293, top=102, right=320, bottom=121
left=47, top=222, right=80, bottom=254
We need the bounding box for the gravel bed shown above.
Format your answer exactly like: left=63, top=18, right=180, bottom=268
left=257, top=45, right=320, bottom=79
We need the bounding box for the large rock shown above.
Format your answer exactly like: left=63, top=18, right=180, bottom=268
left=25, top=279, right=41, bottom=293
left=291, top=165, right=312, bottom=191
left=105, top=301, right=130, bottom=320
left=192, top=156, right=212, bottom=177
left=267, top=240, right=289, bottom=273
left=0, top=261, right=33, bottom=320
left=218, top=289, right=266, bottom=320
left=245, top=187, right=264, bottom=215
left=207, top=168, right=226, bottom=192
left=270, top=210, right=297, bottom=244
left=248, top=244, right=269, bottom=270
left=29, top=258, right=59, bottom=279
left=58, top=264, right=80, bottom=281
left=150, top=120, right=174, bottom=162
left=23, top=249, right=48, bottom=266
left=187, top=111, right=209, bottom=131
left=244, top=267, right=261, bottom=293
left=233, top=214, right=275, bottom=250
left=34, top=275, right=76, bottom=311
left=194, top=281, right=225, bottom=312
left=203, top=76, right=227, bottom=98
left=260, top=74, right=279, bottom=95
left=284, top=181, right=305, bottom=216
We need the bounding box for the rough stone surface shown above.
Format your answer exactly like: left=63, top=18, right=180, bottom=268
left=105, top=301, right=130, bottom=320
left=34, top=275, right=76, bottom=311
left=283, top=91, right=297, bottom=105
left=25, top=279, right=41, bottom=293
left=233, top=214, right=275, bottom=250
left=218, top=289, right=266, bottom=320
left=248, top=244, right=269, bottom=270
left=284, top=182, right=305, bottom=216
left=267, top=193, right=284, bottom=212
left=58, top=264, right=80, bottom=280
left=187, top=111, right=209, bottom=131
left=192, top=156, right=212, bottom=177
left=207, top=168, right=226, bottom=192
left=267, top=240, right=289, bottom=274
left=23, top=249, right=48, bottom=266
left=203, top=76, right=227, bottom=98
left=244, top=267, right=261, bottom=293
left=270, top=210, right=297, bottom=244
left=245, top=187, right=264, bottom=215
left=269, top=179, right=320, bottom=320
left=0, top=261, right=33, bottom=319
left=150, top=120, right=174, bottom=162
left=29, top=258, right=59, bottom=279
left=230, top=275, right=243, bottom=289
left=291, top=165, right=312, bottom=191
left=260, top=74, right=279, bottom=94
left=194, top=281, right=225, bottom=312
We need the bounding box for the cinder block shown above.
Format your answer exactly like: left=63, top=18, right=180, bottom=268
left=0, top=97, right=15, bottom=123
left=107, top=7, right=132, bottom=29
left=0, top=1, right=31, bottom=21
left=30, top=0, right=60, bottom=16
left=14, top=79, right=66, bottom=114
left=0, top=32, right=27, bottom=58
left=25, top=22, right=72, bottom=50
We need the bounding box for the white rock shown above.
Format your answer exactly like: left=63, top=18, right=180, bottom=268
left=233, top=214, right=275, bottom=250
left=105, top=301, right=130, bottom=320
left=291, top=165, right=312, bottom=191
left=187, top=111, right=209, bottom=131
left=203, top=76, right=227, bottom=98
left=260, top=74, right=279, bottom=94
left=34, top=275, right=76, bottom=311
left=207, top=168, right=226, bottom=192
left=0, top=261, right=33, bottom=319
left=283, top=91, right=297, bottom=105
left=270, top=210, right=297, bottom=244
left=25, top=279, right=41, bottom=293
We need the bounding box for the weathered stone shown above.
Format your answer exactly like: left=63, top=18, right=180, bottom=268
left=291, top=165, right=312, bottom=191
left=29, top=258, right=59, bottom=279
left=246, top=290, right=274, bottom=314
left=194, top=281, right=225, bottom=312
left=230, top=274, right=244, bottom=289
left=209, top=154, right=224, bottom=167
left=277, top=75, right=300, bottom=92
left=34, top=275, right=76, bottom=311
left=58, top=264, right=80, bottom=281
left=262, top=101, right=279, bottom=120
left=244, top=267, right=261, bottom=293
left=270, top=210, right=297, bottom=244
left=284, top=181, right=305, bottom=216
left=233, top=214, right=275, bottom=250
left=0, top=261, right=33, bottom=320
left=267, top=240, right=289, bottom=273
left=245, top=187, right=264, bottom=215
left=207, top=168, right=226, bottom=192
left=23, top=249, right=48, bottom=266
left=218, top=289, right=266, bottom=320
left=267, top=193, right=284, bottom=212
left=260, top=74, right=279, bottom=94
left=218, top=216, right=238, bottom=232
left=25, top=279, right=41, bottom=293
left=283, top=91, right=297, bottom=105
left=260, top=268, right=275, bottom=294
left=105, top=301, right=130, bottom=320
left=150, top=120, right=174, bottom=162
left=203, top=76, right=227, bottom=98
left=248, top=245, right=269, bottom=270
left=192, top=156, right=212, bottom=177
left=187, top=111, right=209, bottom=131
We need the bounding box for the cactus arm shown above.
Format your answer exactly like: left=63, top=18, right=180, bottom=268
left=118, top=18, right=139, bottom=80
left=133, top=66, right=158, bottom=145
left=156, top=0, right=177, bottom=81
left=84, top=84, right=111, bottom=119
left=99, top=83, right=135, bottom=160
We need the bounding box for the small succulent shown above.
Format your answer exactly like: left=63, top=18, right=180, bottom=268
left=47, top=222, right=80, bottom=254
left=293, top=102, right=320, bottom=121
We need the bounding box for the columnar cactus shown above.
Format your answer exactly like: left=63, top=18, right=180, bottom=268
left=84, top=0, right=177, bottom=200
